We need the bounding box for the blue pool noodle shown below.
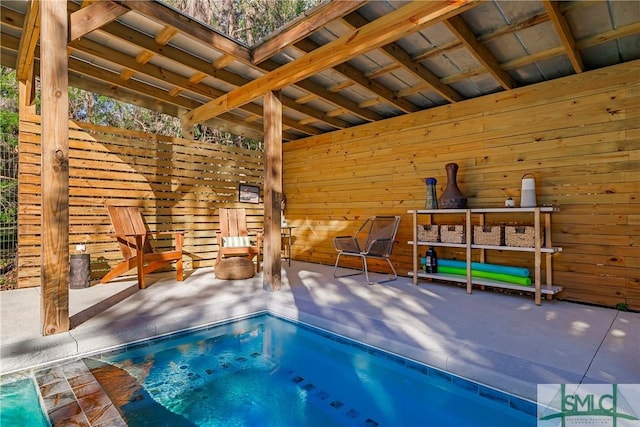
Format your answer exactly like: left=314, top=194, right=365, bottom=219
left=437, top=266, right=532, bottom=286
left=421, top=258, right=530, bottom=278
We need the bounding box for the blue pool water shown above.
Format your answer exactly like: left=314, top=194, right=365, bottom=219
left=88, top=313, right=536, bottom=426
left=0, top=377, right=49, bottom=427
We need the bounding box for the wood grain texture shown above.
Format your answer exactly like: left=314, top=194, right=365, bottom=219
left=39, top=0, right=69, bottom=335
left=16, top=60, right=639, bottom=310
left=283, top=60, right=640, bottom=310
left=262, top=91, right=283, bottom=291
left=17, top=117, right=265, bottom=288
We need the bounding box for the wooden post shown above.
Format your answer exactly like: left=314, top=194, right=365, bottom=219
left=40, top=0, right=70, bottom=334
left=178, top=107, right=195, bottom=139
left=262, top=91, right=282, bottom=292
left=18, top=73, right=36, bottom=115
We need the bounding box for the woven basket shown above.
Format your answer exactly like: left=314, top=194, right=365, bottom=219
left=417, top=224, right=439, bottom=242
left=473, top=225, right=503, bottom=246
left=215, top=257, right=255, bottom=280
left=505, top=225, right=541, bottom=248
left=440, top=224, right=465, bottom=244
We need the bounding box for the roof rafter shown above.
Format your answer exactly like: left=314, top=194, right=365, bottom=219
left=342, top=11, right=464, bottom=103
left=182, top=0, right=475, bottom=126
left=293, top=37, right=420, bottom=114
left=259, top=58, right=384, bottom=122
left=9, top=43, right=251, bottom=139
left=444, top=15, right=515, bottom=90
left=4, top=32, right=292, bottom=140
left=5, top=2, right=362, bottom=134
left=543, top=0, right=584, bottom=73
left=119, top=0, right=252, bottom=65
left=252, top=0, right=368, bottom=64
left=65, top=4, right=342, bottom=134
left=65, top=38, right=320, bottom=137
left=70, top=1, right=129, bottom=41
left=15, top=0, right=39, bottom=81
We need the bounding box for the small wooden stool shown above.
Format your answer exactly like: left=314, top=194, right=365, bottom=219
left=215, top=257, right=255, bottom=280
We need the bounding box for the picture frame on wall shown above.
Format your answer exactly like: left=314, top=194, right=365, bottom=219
left=239, top=184, right=260, bottom=204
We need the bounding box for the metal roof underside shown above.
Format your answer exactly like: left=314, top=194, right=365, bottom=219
left=1, top=0, right=639, bottom=141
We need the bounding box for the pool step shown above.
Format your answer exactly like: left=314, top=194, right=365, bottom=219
left=34, top=359, right=126, bottom=427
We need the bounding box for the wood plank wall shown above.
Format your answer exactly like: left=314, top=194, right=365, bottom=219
left=283, top=60, right=639, bottom=310
left=17, top=116, right=264, bottom=287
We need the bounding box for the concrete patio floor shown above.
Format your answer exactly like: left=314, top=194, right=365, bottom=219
left=1, top=261, right=638, bottom=402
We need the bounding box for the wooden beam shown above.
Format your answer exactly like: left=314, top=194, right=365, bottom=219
left=298, top=117, right=318, bottom=125
left=294, top=37, right=420, bottom=113
left=543, top=0, right=584, bottom=73
left=295, top=93, right=318, bottom=104
left=70, top=1, right=129, bottom=41
left=64, top=42, right=318, bottom=136
left=444, top=15, right=515, bottom=90
left=182, top=0, right=474, bottom=126
left=262, top=91, right=283, bottom=292
left=342, top=11, right=464, bottom=103
left=40, top=0, right=70, bottom=335
left=189, top=72, right=208, bottom=84
left=120, top=69, right=135, bottom=81
left=358, top=97, right=383, bottom=108
left=501, top=46, right=566, bottom=71
left=65, top=1, right=351, bottom=131
left=168, top=87, right=183, bottom=97
left=16, top=0, right=39, bottom=81
left=365, top=63, right=402, bottom=79
left=259, top=53, right=384, bottom=122
left=251, top=0, right=367, bottom=64
left=154, top=25, right=178, bottom=45
left=120, top=0, right=251, bottom=64
left=76, top=8, right=349, bottom=130
left=212, top=54, right=235, bottom=70
left=327, top=108, right=349, bottom=118
left=10, top=30, right=315, bottom=139
left=18, top=65, right=36, bottom=114
left=136, top=49, right=154, bottom=64
left=328, top=80, right=355, bottom=93
left=286, top=75, right=382, bottom=122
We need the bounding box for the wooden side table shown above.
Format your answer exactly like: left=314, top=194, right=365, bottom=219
left=281, top=226, right=295, bottom=266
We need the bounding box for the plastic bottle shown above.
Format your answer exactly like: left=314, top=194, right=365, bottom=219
left=425, top=247, right=438, bottom=274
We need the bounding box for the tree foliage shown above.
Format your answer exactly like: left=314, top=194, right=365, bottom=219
left=167, top=0, right=322, bottom=45
left=1, top=66, right=18, bottom=288
left=67, top=88, right=183, bottom=136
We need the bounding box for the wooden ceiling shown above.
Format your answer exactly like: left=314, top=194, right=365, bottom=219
left=1, top=0, right=639, bottom=141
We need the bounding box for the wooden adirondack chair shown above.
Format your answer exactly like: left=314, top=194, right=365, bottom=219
left=216, top=208, right=262, bottom=272
left=101, top=205, right=184, bottom=289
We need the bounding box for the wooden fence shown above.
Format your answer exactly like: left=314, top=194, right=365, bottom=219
left=17, top=116, right=264, bottom=287
left=283, top=60, right=639, bottom=310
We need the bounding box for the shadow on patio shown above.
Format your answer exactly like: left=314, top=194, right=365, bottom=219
left=1, top=261, right=638, bottom=401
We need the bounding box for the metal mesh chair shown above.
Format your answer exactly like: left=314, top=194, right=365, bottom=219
left=333, top=216, right=401, bottom=284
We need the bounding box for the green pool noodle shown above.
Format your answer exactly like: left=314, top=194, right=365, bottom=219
left=438, top=259, right=530, bottom=278
left=436, top=265, right=532, bottom=286
left=421, top=258, right=530, bottom=277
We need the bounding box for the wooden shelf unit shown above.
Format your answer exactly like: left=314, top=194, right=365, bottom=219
left=408, top=207, right=563, bottom=305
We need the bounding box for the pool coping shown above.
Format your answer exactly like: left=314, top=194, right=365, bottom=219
left=2, top=262, right=638, bottom=412
left=11, top=311, right=538, bottom=427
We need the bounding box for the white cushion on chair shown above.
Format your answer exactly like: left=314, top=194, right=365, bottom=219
left=223, top=236, right=252, bottom=247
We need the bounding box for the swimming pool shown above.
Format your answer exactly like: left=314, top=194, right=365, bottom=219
left=0, top=375, right=49, bottom=427
left=84, top=313, right=536, bottom=426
